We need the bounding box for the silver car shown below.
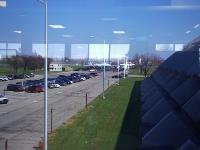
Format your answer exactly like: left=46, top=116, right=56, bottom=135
left=0, top=95, right=8, bottom=104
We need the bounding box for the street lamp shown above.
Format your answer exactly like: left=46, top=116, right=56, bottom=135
left=37, top=1, right=48, bottom=150
left=117, top=55, right=120, bottom=85
left=123, top=56, right=126, bottom=79
left=103, top=40, right=106, bottom=99
left=13, top=30, right=24, bottom=85
left=113, top=30, right=126, bottom=84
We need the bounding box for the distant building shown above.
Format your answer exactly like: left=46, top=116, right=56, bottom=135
left=49, top=63, right=63, bottom=72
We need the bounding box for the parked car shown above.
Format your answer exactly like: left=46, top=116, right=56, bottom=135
left=67, top=76, right=80, bottom=83
left=70, top=73, right=79, bottom=76
left=7, top=84, right=24, bottom=92
left=6, top=74, right=14, bottom=80
left=16, top=82, right=31, bottom=90
left=55, top=79, right=68, bottom=86
left=13, top=74, right=25, bottom=79
left=79, top=73, right=91, bottom=79
left=25, top=85, right=44, bottom=93
left=57, top=77, right=72, bottom=84
left=0, top=76, right=9, bottom=81
left=89, top=72, right=98, bottom=77
left=0, top=95, right=8, bottom=104
left=77, top=75, right=86, bottom=81
left=26, top=73, right=34, bottom=78
left=48, top=83, right=60, bottom=89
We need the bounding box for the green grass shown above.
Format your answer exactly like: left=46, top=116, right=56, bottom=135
left=128, top=68, right=143, bottom=75
left=48, top=77, right=143, bottom=150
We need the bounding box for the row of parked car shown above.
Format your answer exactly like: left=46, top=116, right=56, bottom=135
left=0, top=73, right=35, bottom=81
left=6, top=72, right=98, bottom=93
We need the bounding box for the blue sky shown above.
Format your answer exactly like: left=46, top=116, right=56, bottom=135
left=0, top=0, right=200, bottom=59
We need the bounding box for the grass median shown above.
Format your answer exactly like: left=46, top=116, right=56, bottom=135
left=48, top=77, right=143, bottom=150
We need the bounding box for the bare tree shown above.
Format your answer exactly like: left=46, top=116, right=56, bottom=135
left=132, top=53, right=162, bottom=77
left=7, top=56, right=24, bottom=73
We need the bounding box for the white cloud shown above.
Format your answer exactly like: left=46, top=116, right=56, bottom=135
left=48, top=25, right=65, bottom=29
left=147, top=5, right=200, bottom=10
left=62, top=34, right=72, bottom=38
left=89, top=35, right=95, bottom=38
left=13, top=30, right=22, bottom=34
left=101, top=18, right=117, bottom=21
left=194, top=24, right=200, bottom=29
left=185, top=30, right=191, bottom=34
left=0, top=1, right=6, bottom=7
left=113, top=30, right=126, bottom=34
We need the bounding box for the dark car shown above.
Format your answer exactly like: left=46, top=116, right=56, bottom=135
left=79, top=73, right=91, bottom=79
left=7, top=84, right=24, bottom=92
left=67, top=76, right=80, bottom=83
left=25, top=85, right=44, bottom=93
left=26, top=73, right=34, bottom=78
left=58, top=76, right=72, bottom=83
left=6, top=74, right=14, bottom=80
left=16, top=82, right=31, bottom=90
left=89, top=72, right=98, bottom=77
left=14, top=74, right=25, bottom=79
left=70, top=73, right=79, bottom=76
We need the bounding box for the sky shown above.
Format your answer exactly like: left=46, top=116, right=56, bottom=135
left=0, top=0, right=200, bottom=59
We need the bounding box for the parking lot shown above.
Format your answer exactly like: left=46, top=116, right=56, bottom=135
left=0, top=71, right=118, bottom=150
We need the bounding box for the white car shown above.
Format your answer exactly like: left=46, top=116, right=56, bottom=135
left=0, top=95, right=8, bottom=104
left=54, top=83, right=60, bottom=88
left=0, top=76, right=9, bottom=81
left=80, top=77, right=86, bottom=81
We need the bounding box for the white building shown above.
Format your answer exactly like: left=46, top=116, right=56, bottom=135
left=49, top=63, right=63, bottom=72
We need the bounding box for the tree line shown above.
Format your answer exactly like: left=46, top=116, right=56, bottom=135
left=3, top=55, right=53, bottom=73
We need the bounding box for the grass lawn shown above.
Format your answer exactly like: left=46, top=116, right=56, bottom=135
left=48, top=77, right=143, bottom=150
left=128, top=68, right=143, bottom=75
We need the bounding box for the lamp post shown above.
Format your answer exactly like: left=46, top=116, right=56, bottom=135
left=103, top=40, right=106, bottom=99
left=112, top=30, right=126, bottom=84
left=117, top=55, right=120, bottom=85
left=123, top=56, right=126, bottom=79
left=37, top=1, right=48, bottom=150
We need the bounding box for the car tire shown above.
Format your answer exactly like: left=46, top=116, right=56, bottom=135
left=3, top=100, right=8, bottom=104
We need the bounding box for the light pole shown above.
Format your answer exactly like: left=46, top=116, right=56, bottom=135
left=123, top=56, right=126, bottom=79
left=112, top=30, right=126, bottom=84
left=13, top=30, right=23, bottom=84
left=117, top=55, right=120, bottom=85
left=103, top=40, right=106, bottom=99
left=37, top=1, right=48, bottom=150
left=89, top=35, right=95, bottom=65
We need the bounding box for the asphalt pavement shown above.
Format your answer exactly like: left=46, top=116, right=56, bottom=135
left=0, top=71, right=118, bottom=150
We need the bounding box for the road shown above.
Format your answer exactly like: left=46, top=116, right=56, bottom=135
left=0, top=71, right=118, bottom=150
